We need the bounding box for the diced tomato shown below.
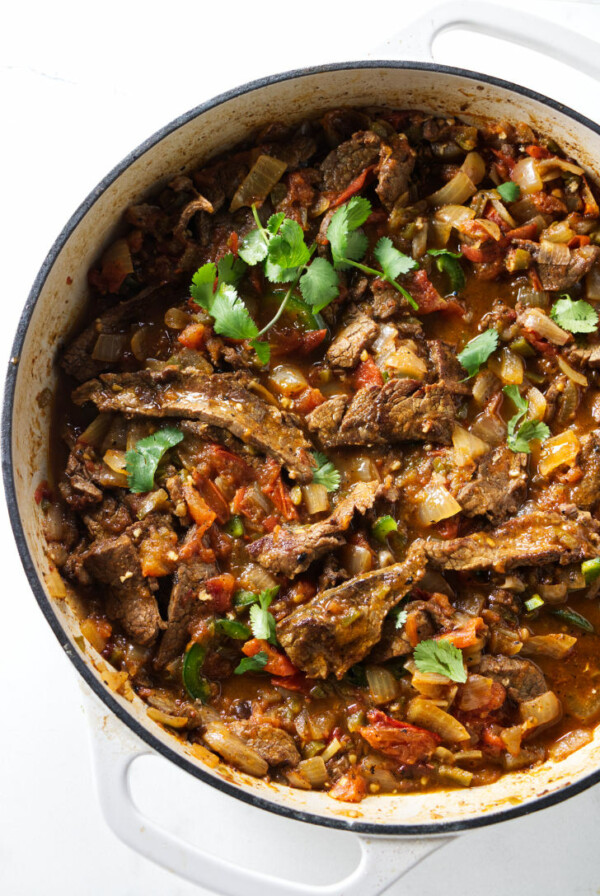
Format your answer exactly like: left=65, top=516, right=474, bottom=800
left=405, top=269, right=463, bottom=315
left=205, top=573, right=236, bottom=612
left=360, top=711, right=440, bottom=764
left=34, top=481, right=51, bottom=505
left=178, top=322, right=206, bottom=350
left=139, top=528, right=179, bottom=577
left=490, top=148, right=516, bottom=174
left=353, top=356, right=384, bottom=390
left=192, top=475, right=230, bottom=524
left=484, top=203, right=509, bottom=232
left=178, top=524, right=216, bottom=562
left=227, top=231, right=239, bottom=255
left=271, top=327, right=328, bottom=357
left=195, top=443, right=254, bottom=484
left=270, top=672, right=312, bottom=694
left=232, top=485, right=269, bottom=525
left=437, top=616, right=485, bottom=649
left=293, top=386, right=325, bottom=416
left=481, top=725, right=504, bottom=755
left=329, top=768, right=368, bottom=803
left=505, top=222, right=539, bottom=241
left=434, top=516, right=461, bottom=539
left=258, top=458, right=298, bottom=522
left=242, top=638, right=298, bottom=677
left=568, top=234, right=591, bottom=249
left=331, top=165, right=376, bottom=208
left=182, top=483, right=217, bottom=530
left=525, top=144, right=553, bottom=160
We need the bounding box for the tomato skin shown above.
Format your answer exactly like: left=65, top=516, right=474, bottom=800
left=329, top=767, right=367, bottom=803
left=242, top=638, right=298, bottom=676
left=353, top=357, right=384, bottom=390
left=360, top=709, right=440, bottom=764
left=205, top=573, right=235, bottom=612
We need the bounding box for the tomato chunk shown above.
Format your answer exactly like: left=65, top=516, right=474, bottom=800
left=360, top=709, right=440, bottom=764
left=242, top=638, right=298, bottom=677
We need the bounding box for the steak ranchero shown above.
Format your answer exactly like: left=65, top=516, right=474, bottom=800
left=45, top=105, right=600, bottom=804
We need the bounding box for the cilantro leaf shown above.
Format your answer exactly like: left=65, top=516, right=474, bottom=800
left=413, top=639, right=467, bottom=683
left=503, top=383, right=528, bottom=417
left=267, top=212, right=285, bottom=234
left=238, top=229, right=268, bottom=265
left=248, top=587, right=279, bottom=645
left=217, top=253, right=246, bottom=287
left=457, top=328, right=499, bottom=378
left=327, top=197, right=372, bottom=268
left=264, top=258, right=300, bottom=283
left=190, top=262, right=217, bottom=310
left=343, top=230, right=368, bottom=264
left=299, top=258, right=339, bottom=311
left=345, top=196, right=372, bottom=230
left=394, top=608, right=408, bottom=629
left=550, top=295, right=598, bottom=334
left=125, top=427, right=183, bottom=493
left=375, top=237, right=418, bottom=280
left=497, top=181, right=521, bottom=202
left=428, top=248, right=465, bottom=294
left=311, top=451, right=341, bottom=492
left=503, top=385, right=549, bottom=454
left=215, top=618, right=251, bottom=640
left=234, top=652, right=268, bottom=675
left=250, top=338, right=271, bottom=365
left=233, top=590, right=259, bottom=607
left=268, top=218, right=311, bottom=271
left=209, top=284, right=259, bottom=340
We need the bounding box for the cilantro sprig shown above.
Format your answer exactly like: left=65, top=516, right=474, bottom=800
left=327, top=198, right=419, bottom=309
left=311, top=451, right=341, bottom=492
left=457, top=328, right=499, bottom=378
left=244, top=586, right=279, bottom=645
left=497, top=181, right=521, bottom=203
left=124, top=427, right=183, bottom=493
left=428, top=248, right=465, bottom=294
left=234, top=652, right=268, bottom=674
left=550, top=294, right=598, bottom=335
left=503, top=385, right=550, bottom=454
left=413, top=639, right=467, bottom=683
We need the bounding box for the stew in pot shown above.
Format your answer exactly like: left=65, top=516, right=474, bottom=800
left=43, top=107, right=600, bottom=801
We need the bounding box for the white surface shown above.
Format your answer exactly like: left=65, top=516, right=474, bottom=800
left=3, top=0, right=600, bottom=893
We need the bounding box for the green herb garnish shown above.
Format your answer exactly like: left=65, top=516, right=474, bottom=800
left=372, top=515, right=398, bottom=543
left=182, top=644, right=210, bottom=701
left=427, top=248, right=465, bottom=294
left=457, top=328, right=499, bottom=378
left=249, top=587, right=279, bottom=645
left=503, top=385, right=550, bottom=454
left=413, top=639, right=467, bottom=683
left=124, top=427, right=183, bottom=493
left=550, top=295, right=598, bottom=334
left=497, top=181, right=521, bottom=202
left=215, top=618, right=251, bottom=640
left=233, top=589, right=259, bottom=608
left=311, top=451, right=341, bottom=492
left=234, top=652, right=269, bottom=675
left=393, top=608, right=408, bottom=629
left=551, top=607, right=594, bottom=633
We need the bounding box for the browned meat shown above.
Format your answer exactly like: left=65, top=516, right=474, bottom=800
left=570, top=431, right=600, bottom=511
left=155, top=556, right=217, bottom=667
left=320, top=131, right=381, bottom=192
left=478, top=656, right=547, bottom=703
left=537, top=245, right=599, bottom=292
left=58, top=443, right=104, bottom=510
left=228, top=721, right=300, bottom=767
left=73, top=368, right=315, bottom=482
left=425, top=509, right=600, bottom=573
left=427, top=340, right=470, bottom=395
left=247, top=480, right=381, bottom=577
left=376, top=133, right=416, bottom=209
left=568, top=343, right=600, bottom=369
left=369, top=592, right=457, bottom=662
left=83, top=534, right=163, bottom=645
left=82, top=496, right=133, bottom=540
left=276, top=542, right=427, bottom=678
left=326, top=314, right=379, bottom=369
left=457, top=446, right=528, bottom=523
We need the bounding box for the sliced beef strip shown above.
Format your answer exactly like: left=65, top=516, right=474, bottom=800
left=247, top=480, right=381, bottom=577
left=58, top=443, right=105, bottom=511
left=456, top=445, right=528, bottom=524
left=326, top=313, right=379, bottom=369
left=537, top=245, right=599, bottom=292
left=154, top=556, right=217, bottom=668
left=376, top=133, right=417, bottom=210
left=478, top=656, right=547, bottom=703
left=570, top=430, right=600, bottom=511
left=369, top=592, right=457, bottom=662
left=276, top=541, right=427, bottom=679
left=73, top=368, right=315, bottom=482
left=425, top=508, right=600, bottom=573
left=320, top=131, right=381, bottom=192
left=568, top=343, right=600, bottom=369
left=427, top=340, right=470, bottom=395
left=62, top=283, right=183, bottom=382
left=82, top=495, right=133, bottom=540
left=83, top=533, right=163, bottom=645
left=228, top=721, right=300, bottom=767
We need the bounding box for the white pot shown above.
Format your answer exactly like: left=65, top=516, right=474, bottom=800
left=5, top=3, right=600, bottom=893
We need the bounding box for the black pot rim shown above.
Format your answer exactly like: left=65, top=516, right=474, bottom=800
left=4, top=58, right=600, bottom=838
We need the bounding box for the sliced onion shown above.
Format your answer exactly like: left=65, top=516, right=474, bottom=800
left=103, top=449, right=128, bottom=474
left=526, top=386, right=547, bottom=422
left=458, top=675, right=495, bottom=712
left=239, top=563, right=279, bottom=592
left=230, top=155, right=287, bottom=212
left=519, top=308, right=570, bottom=345
left=538, top=430, right=581, bottom=477
left=428, top=171, right=477, bottom=207
left=301, top=482, right=329, bottom=515
left=411, top=668, right=453, bottom=699
left=541, top=220, right=575, bottom=244
left=558, top=355, right=589, bottom=387
left=430, top=220, right=452, bottom=247
left=385, top=345, right=428, bottom=379
left=548, top=728, right=593, bottom=762
left=78, top=413, right=112, bottom=447
left=471, top=370, right=501, bottom=406
left=470, top=408, right=506, bottom=446
left=412, top=220, right=429, bottom=259
left=460, top=151, right=486, bottom=185
left=488, top=348, right=524, bottom=385
left=407, top=697, right=470, bottom=743
left=366, top=666, right=397, bottom=704
left=520, top=691, right=562, bottom=726
left=92, top=333, right=127, bottom=362
left=501, top=723, right=526, bottom=755
left=490, top=198, right=517, bottom=228
left=511, top=157, right=543, bottom=194
left=46, top=566, right=67, bottom=599
left=269, top=364, right=309, bottom=396
left=517, top=284, right=549, bottom=309
left=297, top=756, right=328, bottom=788
left=452, top=425, right=489, bottom=467
left=320, top=737, right=342, bottom=762
left=521, top=634, right=577, bottom=659
left=488, top=626, right=523, bottom=656
left=342, top=544, right=372, bottom=576
left=416, top=481, right=462, bottom=526
left=538, top=240, right=571, bottom=266
left=536, top=157, right=584, bottom=178
left=339, top=455, right=381, bottom=483
left=470, top=218, right=502, bottom=241
left=164, top=307, right=192, bottom=329
left=434, top=204, right=475, bottom=227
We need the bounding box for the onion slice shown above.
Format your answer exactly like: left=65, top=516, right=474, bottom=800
left=230, top=155, right=287, bottom=212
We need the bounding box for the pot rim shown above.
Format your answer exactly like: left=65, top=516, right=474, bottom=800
left=5, top=58, right=600, bottom=836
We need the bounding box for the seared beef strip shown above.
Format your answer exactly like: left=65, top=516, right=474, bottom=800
left=247, top=480, right=380, bottom=577
left=537, top=245, right=599, bottom=292
left=228, top=721, right=300, bottom=767
left=478, top=656, right=547, bottom=703
left=457, top=445, right=528, bottom=523
left=155, top=556, right=217, bottom=668
left=425, top=509, right=600, bottom=573
left=570, top=431, right=600, bottom=511
left=326, top=314, right=379, bottom=369
left=277, top=542, right=427, bottom=679
left=72, top=368, right=315, bottom=482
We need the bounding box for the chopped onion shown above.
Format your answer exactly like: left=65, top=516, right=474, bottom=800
left=366, top=666, right=397, bottom=704
left=548, top=728, right=593, bottom=762
left=458, top=675, right=495, bottom=711
left=538, top=582, right=568, bottom=603
left=342, top=543, right=372, bottom=576
left=428, top=171, right=477, bottom=207
left=469, top=217, right=502, bottom=242
left=434, top=204, right=475, bottom=227
left=538, top=239, right=571, bottom=266
left=416, top=482, right=462, bottom=526
left=500, top=723, right=526, bottom=755
left=411, top=668, right=453, bottom=699
left=471, top=370, right=501, bottom=407
left=430, top=221, right=452, bottom=247
left=230, top=154, right=287, bottom=212
left=297, top=756, right=328, bottom=788
left=538, top=430, right=581, bottom=477
left=92, top=333, right=127, bottom=362
left=521, top=634, right=577, bottom=659
left=103, top=449, right=128, bottom=474
left=239, top=563, right=279, bottom=592
left=503, top=745, right=544, bottom=770
left=164, top=307, right=192, bottom=329
left=460, top=151, right=486, bottom=185
left=470, top=408, right=506, bottom=446
left=78, top=413, right=113, bottom=447
left=407, top=697, right=470, bottom=743
left=269, top=364, right=309, bottom=396
left=137, top=488, right=169, bottom=519
left=488, top=626, right=523, bottom=656
left=488, top=348, right=524, bottom=385
left=519, top=308, right=570, bottom=345
left=385, top=345, right=427, bottom=379
left=320, top=737, right=342, bottom=762
left=557, top=356, right=588, bottom=387
left=452, top=425, right=489, bottom=467
left=586, top=263, right=600, bottom=301
left=130, top=327, right=150, bottom=362
left=526, top=387, right=547, bottom=422
left=301, top=482, right=329, bottom=515
left=520, top=691, right=562, bottom=726
left=490, top=198, right=517, bottom=228
left=517, top=284, right=549, bottom=309
left=541, top=220, right=575, bottom=244
left=412, top=219, right=429, bottom=259
left=537, top=157, right=584, bottom=178
left=339, top=455, right=381, bottom=484
left=203, top=721, right=269, bottom=776
left=511, top=157, right=543, bottom=194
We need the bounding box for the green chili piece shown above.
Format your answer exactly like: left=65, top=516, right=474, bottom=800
left=372, top=515, right=398, bottom=543
left=225, top=515, right=244, bottom=537
left=524, top=594, right=544, bottom=612
left=551, top=608, right=595, bottom=633
left=182, top=643, right=211, bottom=702
left=215, top=618, right=251, bottom=640
left=582, top=558, right=600, bottom=584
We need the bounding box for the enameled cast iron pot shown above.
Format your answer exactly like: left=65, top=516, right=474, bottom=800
left=6, top=3, right=600, bottom=892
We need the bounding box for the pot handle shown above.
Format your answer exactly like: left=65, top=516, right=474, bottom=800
left=86, top=696, right=453, bottom=895
left=370, top=0, right=600, bottom=81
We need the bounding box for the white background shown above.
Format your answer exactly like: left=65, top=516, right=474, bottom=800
left=3, top=1, right=600, bottom=893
